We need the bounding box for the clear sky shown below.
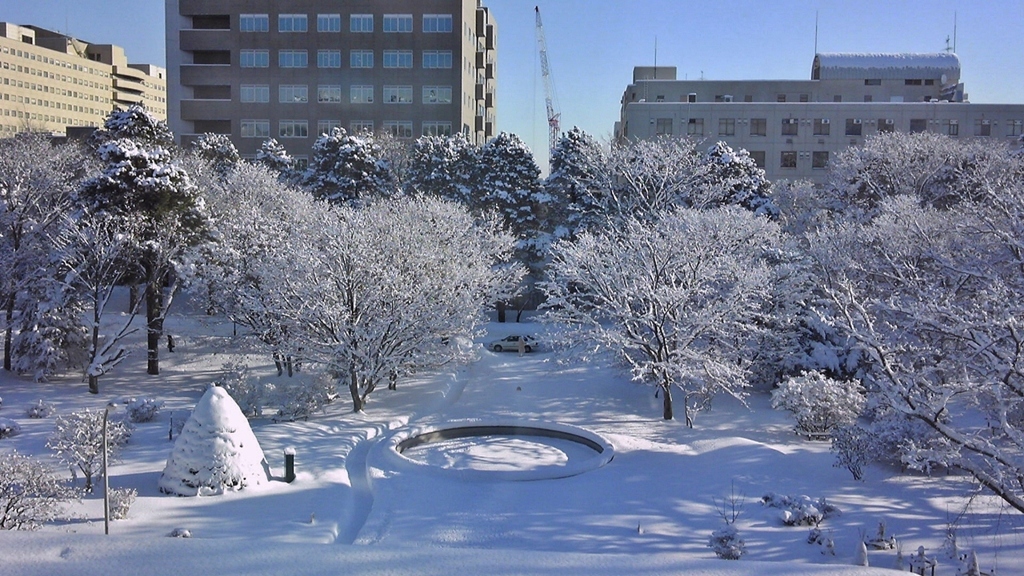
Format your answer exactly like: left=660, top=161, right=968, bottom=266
left=1, top=0, right=1021, bottom=170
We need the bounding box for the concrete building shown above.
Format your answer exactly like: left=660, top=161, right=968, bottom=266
left=616, top=53, right=1024, bottom=183
left=165, top=0, right=497, bottom=164
left=0, top=22, right=166, bottom=138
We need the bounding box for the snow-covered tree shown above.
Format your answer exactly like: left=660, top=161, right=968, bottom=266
left=47, top=408, right=133, bottom=492
left=544, top=127, right=605, bottom=238
left=771, top=371, right=864, bottom=438
left=255, top=138, right=296, bottom=180
left=158, top=386, right=270, bottom=496
left=692, top=141, right=777, bottom=217
left=77, top=135, right=208, bottom=377
left=591, top=137, right=702, bottom=223
left=406, top=133, right=476, bottom=203
left=0, top=450, right=78, bottom=530
left=543, top=206, right=779, bottom=424
left=191, top=133, right=241, bottom=177
left=89, top=104, right=173, bottom=148
left=301, top=127, right=394, bottom=204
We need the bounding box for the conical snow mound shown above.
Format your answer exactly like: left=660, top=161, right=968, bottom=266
left=158, top=386, right=270, bottom=496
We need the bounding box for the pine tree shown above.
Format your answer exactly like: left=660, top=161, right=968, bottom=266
left=302, top=127, right=394, bottom=204
left=255, top=138, right=296, bottom=181
left=191, top=133, right=241, bottom=177
left=545, top=127, right=605, bottom=237
left=407, top=133, right=476, bottom=204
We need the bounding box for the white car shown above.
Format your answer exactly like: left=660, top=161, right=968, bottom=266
left=488, top=335, right=540, bottom=353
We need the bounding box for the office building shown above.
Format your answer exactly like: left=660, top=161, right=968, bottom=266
left=0, top=22, right=166, bottom=138
left=166, top=0, right=497, bottom=164
left=616, top=53, right=1024, bottom=183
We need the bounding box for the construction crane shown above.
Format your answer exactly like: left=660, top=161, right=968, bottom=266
left=534, top=6, right=560, bottom=162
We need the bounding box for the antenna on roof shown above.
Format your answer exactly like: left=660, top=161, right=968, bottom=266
left=814, top=11, right=818, bottom=55
left=953, top=11, right=957, bottom=53
left=653, top=36, right=657, bottom=78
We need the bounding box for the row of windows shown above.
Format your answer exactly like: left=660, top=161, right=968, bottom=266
left=240, top=84, right=453, bottom=105
left=240, top=49, right=452, bottom=69
left=0, top=44, right=111, bottom=78
left=654, top=117, right=1024, bottom=138
left=1, top=91, right=107, bottom=116
left=241, top=119, right=453, bottom=139
left=239, top=13, right=452, bottom=34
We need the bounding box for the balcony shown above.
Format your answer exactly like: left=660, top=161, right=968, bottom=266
left=181, top=99, right=239, bottom=119
left=475, top=115, right=484, bottom=132
left=113, top=92, right=144, bottom=106
left=180, top=29, right=233, bottom=52
left=181, top=64, right=231, bottom=85
left=112, top=77, right=144, bottom=94
left=485, top=64, right=494, bottom=79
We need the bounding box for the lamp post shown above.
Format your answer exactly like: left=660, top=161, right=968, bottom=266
left=102, top=402, right=116, bottom=535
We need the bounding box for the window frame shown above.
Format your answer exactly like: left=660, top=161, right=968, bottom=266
left=278, top=119, right=308, bottom=139
left=422, top=50, right=453, bottom=69
left=383, top=14, right=413, bottom=33
left=383, top=50, right=413, bottom=69
left=240, top=84, right=269, bottom=103
left=317, top=50, right=341, bottom=69
left=239, top=49, right=269, bottom=68
left=350, top=50, right=373, bottom=69
left=239, top=14, right=269, bottom=33
left=383, top=85, right=413, bottom=104
left=780, top=151, right=797, bottom=169
left=383, top=120, right=414, bottom=138
left=240, top=119, right=270, bottom=138
left=422, top=85, right=453, bottom=104
left=350, top=85, right=374, bottom=104
left=278, top=84, right=308, bottom=104
left=718, top=117, right=735, bottom=136
left=812, top=151, right=829, bottom=169
left=278, top=50, right=308, bottom=68
left=316, top=14, right=341, bottom=33
left=350, top=14, right=373, bottom=33
left=317, top=85, right=342, bottom=104
left=813, top=118, right=830, bottom=136
left=750, top=118, right=766, bottom=137
left=422, top=121, right=453, bottom=137
left=278, top=14, right=308, bottom=33
left=423, top=14, right=454, bottom=33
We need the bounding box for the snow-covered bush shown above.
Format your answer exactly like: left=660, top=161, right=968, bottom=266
left=169, top=527, right=192, bottom=538
left=123, top=397, right=163, bottom=423
left=864, top=520, right=897, bottom=550
left=761, top=493, right=841, bottom=526
left=708, top=525, right=745, bottom=560
left=158, top=386, right=270, bottom=496
left=26, top=399, right=54, bottom=419
left=0, top=450, right=78, bottom=530
left=108, top=487, right=137, bottom=520
left=215, top=362, right=271, bottom=418
left=47, top=409, right=133, bottom=492
left=771, top=371, right=864, bottom=439
left=832, top=411, right=949, bottom=480
left=274, top=374, right=337, bottom=422
left=0, top=418, right=21, bottom=439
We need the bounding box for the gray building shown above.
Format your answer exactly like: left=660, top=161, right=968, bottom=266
left=616, top=53, right=1024, bottom=183
left=165, top=0, right=497, bottom=164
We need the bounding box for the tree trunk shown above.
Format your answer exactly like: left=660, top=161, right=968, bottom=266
left=349, top=366, right=364, bottom=412
left=661, top=383, right=674, bottom=421
left=497, top=301, right=506, bottom=323
left=88, top=374, right=99, bottom=395
left=128, top=284, right=139, bottom=313
left=3, top=297, right=12, bottom=371
left=146, top=282, right=163, bottom=375
left=89, top=311, right=100, bottom=394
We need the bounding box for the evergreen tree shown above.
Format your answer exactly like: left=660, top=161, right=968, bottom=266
left=255, top=138, right=296, bottom=181
left=302, top=127, right=394, bottom=204
left=407, top=133, right=476, bottom=204
left=191, top=133, right=241, bottom=178
left=89, top=104, right=173, bottom=148
left=545, top=127, right=605, bottom=237
left=694, top=141, right=778, bottom=217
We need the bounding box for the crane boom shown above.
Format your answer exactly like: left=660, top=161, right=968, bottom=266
left=535, top=6, right=560, bottom=161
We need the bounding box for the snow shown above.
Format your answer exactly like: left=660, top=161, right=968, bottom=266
left=813, top=53, right=960, bottom=81
left=0, top=304, right=1020, bottom=575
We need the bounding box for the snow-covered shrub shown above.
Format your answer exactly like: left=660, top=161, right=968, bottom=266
left=832, top=411, right=949, bottom=480
left=26, top=399, right=54, bottom=419
left=108, top=487, right=137, bottom=520
left=864, top=520, right=897, bottom=550
left=761, top=493, right=841, bottom=526
left=158, top=386, right=270, bottom=496
left=123, top=397, right=163, bottom=423
left=274, top=374, right=337, bottom=422
left=708, top=525, right=745, bottom=559
left=47, top=409, right=133, bottom=492
left=0, top=418, right=21, bottom=439
left=215, top=362, right=271, bottom=418
left=771, top=371, right=864, bottom=439
left=0, top=450, right=78, bottom=530
left=169, top=527, right=192, bottom=538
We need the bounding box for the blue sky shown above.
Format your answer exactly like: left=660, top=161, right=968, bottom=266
left=1, top=0, right=1021, bottom=168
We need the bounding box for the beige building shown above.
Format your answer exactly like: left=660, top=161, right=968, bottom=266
left=617, top=53, right=1024, bottom=183
left=165, top=0, right=497, bottom=164
left=0, top=22, right=166, bottom=138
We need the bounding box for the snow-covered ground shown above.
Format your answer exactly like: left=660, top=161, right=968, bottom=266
left=1, top=306, right=1021, bottom=575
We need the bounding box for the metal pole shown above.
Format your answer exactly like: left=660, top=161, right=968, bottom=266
left=103, top=404, right=113, bottom=535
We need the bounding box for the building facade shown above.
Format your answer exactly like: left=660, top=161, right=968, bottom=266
left=165, top=0, right=497, bottom=163
left=617, top=53, right=1024, bottom=183
left=0, top=23, right=166, bottom=138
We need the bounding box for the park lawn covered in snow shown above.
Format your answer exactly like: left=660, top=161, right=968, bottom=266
left=0, top=308, right=1021, bottom=575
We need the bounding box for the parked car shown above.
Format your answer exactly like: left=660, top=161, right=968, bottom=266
left=488, top=335, right=540, bottom=353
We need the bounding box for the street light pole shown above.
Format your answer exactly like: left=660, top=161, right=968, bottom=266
left=102, top=403, right=115, bottom=535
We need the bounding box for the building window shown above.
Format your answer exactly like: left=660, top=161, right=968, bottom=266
left=910, top=118, right=928, bottom=133
left=799, top=94, right=809, bottom=103
left=864, top=79, right=881, bottom=86
left=812, top=151, right=829, bottom=169
left=718, top=118, right=735, bottom=136
left=655, top=118, right=672, bottom=135
left=279, top=50, right=308, bottom=68
left=423, top=85, right=452, bottom=104
left=833, top=95, right=842, bottom=102
left=687, top=118, right=704, bottom=136
left=782, top=118, right=798, bottom=136
left=1009, top=120, right=1023, bottom=137
left=974, top=119, right=992, bottom=137
left=750, top=118, right=766, bottom=137
left=278, top=14, right=308, bottom=33
left=317, top=50, right=341, bottom=69
left=943, top=119, right=959, bottom=136
left=350, top=50, right=373, bottom=69
left=383, top=50, right=413, bottom=69
left=878, top=118, right=895, bottom=134
left=845, top=118, right=863, bottom=136
left=863, top=95, right=873, bottom=102
left=423, top=121, right=453, bottom=137
left=384, top=85, right=413, bottom=104
left=776, top=94, right=786, bottom=102
left=750, top=151, right=766, bottom=168
left=317, top=14, right=341, bottom=33
left=317, top=85, right=342, bottom=103
left=813, top=118, right=830, bottom=136
left=905, top=79, right=923, bottom=86
left=317, top=119, right=341, bottom=134
left=240, top=49, right=269, bottom=68
left=350, top=14, right=373, bottom=32
left=279, top=120, right=308, bottom=139
left=350, top=120, right=374, bottom=133
left=240, top=84, right=269, bottom=103
left=423, top=50, right=453, bottom=69
left=240, top=14, right=269, bottom=33
left=278, top=85, right=308, bottom=103
left=780, top=151, right=797, bottom=169
left=423, top=14, right=453, bottom=33
left=383, top=14, right=413, bottom=33
left=350, top=85, right=373, bottom=104
left=241, top=119, right=269, bottom=138
left=384, top=120, right=414, bottom=138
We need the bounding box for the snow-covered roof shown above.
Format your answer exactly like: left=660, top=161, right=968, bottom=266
left=812, top=52, right=960, bottom=82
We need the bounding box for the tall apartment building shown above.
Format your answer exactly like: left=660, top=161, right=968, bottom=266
left=617, top=53, right=1024, bottom=183
left=165, top=0, right=497, bottom=164
left=0, top=23, right=166, bottom=138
